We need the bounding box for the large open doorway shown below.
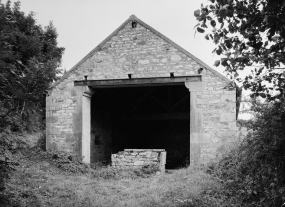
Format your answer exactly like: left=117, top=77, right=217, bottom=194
left=90, top=85, right=190, bottom=169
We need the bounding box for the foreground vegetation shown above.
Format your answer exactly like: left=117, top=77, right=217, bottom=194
left=209, top=100, right=285, bottom=207
left=1, top=104, right=285, bottom=207
left=1, top=1, right=285, bottom=207
left=1, top=146, right=224, bottom=207
left=2, top=98, right=284, bottom=207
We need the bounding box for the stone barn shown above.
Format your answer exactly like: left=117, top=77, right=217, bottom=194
left=46, top=15, right=237, bottom=168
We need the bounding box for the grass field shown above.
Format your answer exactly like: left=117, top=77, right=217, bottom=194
left=3, top=149, right=224, bottom=207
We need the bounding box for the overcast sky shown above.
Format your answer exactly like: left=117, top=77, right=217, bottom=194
left=10, top=0, right=253, bottom=119
left=13, top=0, right=224, bottom=73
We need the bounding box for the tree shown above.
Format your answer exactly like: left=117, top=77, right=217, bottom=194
left=209, top=99, right=285, bottom=206
left=194, top=0, right=285, bottom=100
left=0, top=0, right=64, bottom=131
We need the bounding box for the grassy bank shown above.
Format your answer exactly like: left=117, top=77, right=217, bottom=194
left=2, top=148, right=223, bottom=207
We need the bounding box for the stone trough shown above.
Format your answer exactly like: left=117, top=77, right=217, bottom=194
left=111, top=149, right=167, bottom=173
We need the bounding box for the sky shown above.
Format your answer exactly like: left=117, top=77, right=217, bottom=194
left=12, top=0, right=251, bottom=119
left=14, top=0, right=222, bottom=73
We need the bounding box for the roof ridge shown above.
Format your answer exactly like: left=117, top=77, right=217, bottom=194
left=49, top=15, right=231, bottom=89
left=132, top=16, right=231, bottom=84
left=49, top=15, right=135, bottom=89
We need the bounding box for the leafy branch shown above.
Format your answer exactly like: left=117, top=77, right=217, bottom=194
left=194, top=0, right=285, bottom=100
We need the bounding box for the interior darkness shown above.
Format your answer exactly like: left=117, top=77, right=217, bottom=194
left=91, top=85, right=190, bottom=169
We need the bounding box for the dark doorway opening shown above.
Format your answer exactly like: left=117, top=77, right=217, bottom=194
left=91, top=85, right=190, bottom=169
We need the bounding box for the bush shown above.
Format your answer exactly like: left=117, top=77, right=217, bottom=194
left=36, top=150, right=90, bottom=174
left=209, top=99, right=285, bottom=207
left=36, top=131, right=46, bottom=151
left=90, top=164, right=160, bottom=180
left=0, top=130, right=27, bottom=206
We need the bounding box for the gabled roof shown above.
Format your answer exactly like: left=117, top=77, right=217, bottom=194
left=50, top=15, right=231, bottom=89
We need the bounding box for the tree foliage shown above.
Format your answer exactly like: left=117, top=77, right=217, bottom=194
left=209, top=100, right=285, bottom=206
left=194, top=0, right=285, bottom=100
left=0, top=0, right=64, bottom=131
left=0, top=2, right=64, bottom=204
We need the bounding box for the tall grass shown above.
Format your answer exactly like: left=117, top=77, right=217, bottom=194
left=3, top=149, right=223, bottom=207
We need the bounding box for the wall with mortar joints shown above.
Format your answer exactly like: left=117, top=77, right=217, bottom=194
left=46, top=77, right=79, bottom=153
left=46, top=20, right=235, bottom=159
left=72, top=22, right=203, bottom=80
left=90, top=109, right=112, bottom=164
left=195, top=69, right=236, bottom=164
left=112, top=149, right=165, bottom=167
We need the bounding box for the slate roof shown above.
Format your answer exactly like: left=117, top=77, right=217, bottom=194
left=50, top=15, right=231, bottom=89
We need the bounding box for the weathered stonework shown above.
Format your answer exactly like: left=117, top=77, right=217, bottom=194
left=46, top=15, right=237, bottom=166
left=112, top=149, right=166, bottom=172
left=91, top=108, right=112, bottom=164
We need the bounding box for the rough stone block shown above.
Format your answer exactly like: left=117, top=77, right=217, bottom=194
left=208, top=99, right=220, bottom=104
left=190, top=133, right=212, bottom=144
left=171, top=55, right=182, bottom=62
left=223, top=90, right=236, bottom=95
left=200, top=144, right=217, bottom=164
left=138, top=60, right=149, bottom=64
left=228, top=103, right=236, bottom=113
left=228, top=121, right=236, bottom=130
left=196, top=98, right=206, bottom=104
left=150, top=152, right=158, bottom=157
left=215, top=130, right=236, bottom=141
left=134, top=160, right=144, bottom=165
left=160, top=152, right=167, bottom=165
left=190, top=143, right=201, bottom=165
left=185, top=81, right=205, bottom=92
left=221, top=94, right=236, bottom=102
left=220, top=113, right=236, bottom=122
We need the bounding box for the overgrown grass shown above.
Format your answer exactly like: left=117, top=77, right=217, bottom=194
left=2, top=148, right=224, bottom=207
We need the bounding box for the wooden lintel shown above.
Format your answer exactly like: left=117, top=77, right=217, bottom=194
left=74, top=76, right=202, bottom=88
left=117, top=112, right=190, bottom=120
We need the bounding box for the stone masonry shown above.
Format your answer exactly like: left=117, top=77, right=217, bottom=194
left=46, top=15, right=237, bottom=166
left=112, top=149, right=167, bottom=172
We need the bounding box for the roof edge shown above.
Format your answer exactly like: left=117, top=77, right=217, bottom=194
left=132, top=16, right=231, bottom=84
left=50, top=14, right=231, bottom=89
left=49, top=15, right=137, bottom=89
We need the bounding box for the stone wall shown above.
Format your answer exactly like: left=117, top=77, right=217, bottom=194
left=191, top=72, right=236, bottom=165
left=111, top=118, right=190, bottom=169
left=46, top=17, right=236, bottom=165
left=111, top=149, right=166, bottom=172
left=46, top=86, right=83, bottom=153
left=46, top=20, right=204, bottom=154
left=90, top=108, right=112, bottom=164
